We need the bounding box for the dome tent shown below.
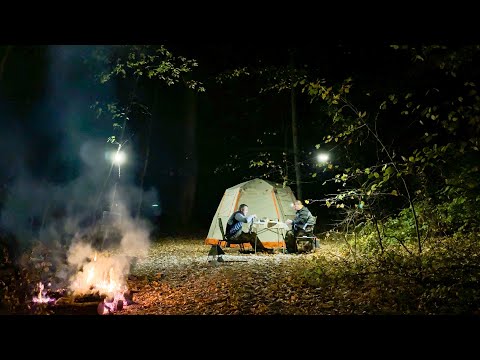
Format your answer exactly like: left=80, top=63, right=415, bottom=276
left=205, top=178, right=297, bottom=248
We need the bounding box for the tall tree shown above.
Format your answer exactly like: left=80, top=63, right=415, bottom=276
left=290, top=50, right=302, bottom=199
left=0, top=45, right=12, bottom=81
left=180, top=88, right=198, bottom=227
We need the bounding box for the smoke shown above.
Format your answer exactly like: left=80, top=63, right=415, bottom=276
left=66, top=203, right=150, bottom=296
left=66, top=201, right=152, bottom=296
left=0, top=45, right=158, bottom=297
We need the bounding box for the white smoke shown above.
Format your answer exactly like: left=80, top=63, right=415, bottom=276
left=66, top=201, right=151, bottom=296
left=0, top=45, right=158, bottom=299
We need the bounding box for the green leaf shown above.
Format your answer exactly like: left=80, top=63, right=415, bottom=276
left=385, top=166, right=395, bottom=175
left=391, top=190, right=398, bottom=196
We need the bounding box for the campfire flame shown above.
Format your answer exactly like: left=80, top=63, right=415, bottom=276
left=86, top=252, right=97, bottom=284
left=32, top=282, right=55, bottom=304
left=70, top=252, right=129, bottom=296
left=68, top=248, right=131, bottom=314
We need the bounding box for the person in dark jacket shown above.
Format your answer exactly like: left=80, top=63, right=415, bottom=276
left=225, top=204, right=274, bottom=254
left=284, top=200, right=315, bottom=253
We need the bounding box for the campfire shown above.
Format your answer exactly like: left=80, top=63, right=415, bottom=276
left=69, top=250, right=132, bottom=315
left=23, top=205, right=150, bottom=315
left=31, top=249, right=135, bottom=315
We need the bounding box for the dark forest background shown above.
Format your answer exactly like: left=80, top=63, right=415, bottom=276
left=0, top=43, right=478, bottom=243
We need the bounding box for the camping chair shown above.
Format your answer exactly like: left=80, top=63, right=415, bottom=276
left=206, top=242, right=225, bottom=262
left=218, top=218, right=247, bottom=253
left=295, top=216, right=319, bottom=253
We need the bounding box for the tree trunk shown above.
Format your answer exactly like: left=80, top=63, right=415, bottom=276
left=283, top=108, right=289, bottom=184
left=291, top=85, right=302, bottom=200
left=135, top=100, right=154, bottom=219
left=180, top=88, right=198, bottom=227
left=289, top=49, right=302, bottom=200
left=135, top=126, right=150, bottom=219
left=0, top=46, right=12, bottom=81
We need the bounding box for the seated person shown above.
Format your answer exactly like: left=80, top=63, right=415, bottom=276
left=284, top=200, right=315, bottom=253
left=225, top=203, right=274, bottom=254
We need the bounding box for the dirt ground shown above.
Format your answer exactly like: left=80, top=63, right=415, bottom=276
left=121, top=237, right=337, bottom=315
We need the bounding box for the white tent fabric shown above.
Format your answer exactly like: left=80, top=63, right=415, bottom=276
left=205, top=178, right=297, bottom=248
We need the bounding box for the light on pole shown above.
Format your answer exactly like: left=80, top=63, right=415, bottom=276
left=317, top=153, right=329, bottom=163
left=113, top=151, right=126, bottom=166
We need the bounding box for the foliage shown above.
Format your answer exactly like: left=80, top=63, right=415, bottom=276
left=297, top=45, right=480, bottom=253
left=89, top=44, right=205, bottom=148
left=301, top=234, right=480, bottom=314
left=217, top=63, right=308, bottom=94
left=95, top=45, right=205, bottom=92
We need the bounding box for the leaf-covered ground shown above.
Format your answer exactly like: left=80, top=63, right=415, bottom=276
left=120, top=236, right=480, bottom=315
left=3, top=235, right=480, bottom=315
left=122, top=238, right=338, bottom=315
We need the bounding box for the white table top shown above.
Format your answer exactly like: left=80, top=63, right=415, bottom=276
left=252, top=220, right=290, bottom=230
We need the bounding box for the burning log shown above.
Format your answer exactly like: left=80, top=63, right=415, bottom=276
left=30, top=290, right=133, bottom=315
left=25, top=242, right=139, bottom=315
left=54, top=301, right=101, bottom=315
left=73, top=293, right=103, bottom=303
left=32, top=282, right=55, bottom=304
left=95, top=289, right=139, bottom=315
left=97, top=299, right=123, bottom=315
left=51, top=293, right=107, bottom=315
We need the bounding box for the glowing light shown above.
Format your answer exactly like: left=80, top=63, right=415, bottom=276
left=87, top=266, right=95, bottom=284
left=32, top=282, right=55, bottom=304
left=317, top=153, right=330, bottom=163
left=69, top=250, right=129, bottom=313
left=152, top=204, right=159, bottom=207
left=113, top=151, right=126, bottom=165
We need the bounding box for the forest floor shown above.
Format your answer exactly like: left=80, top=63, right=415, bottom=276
left=3, top=235, right=480, bottom=316
left=118, top=236, right=480, bottom=316
left=121, top=237, right=340, bottom=315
